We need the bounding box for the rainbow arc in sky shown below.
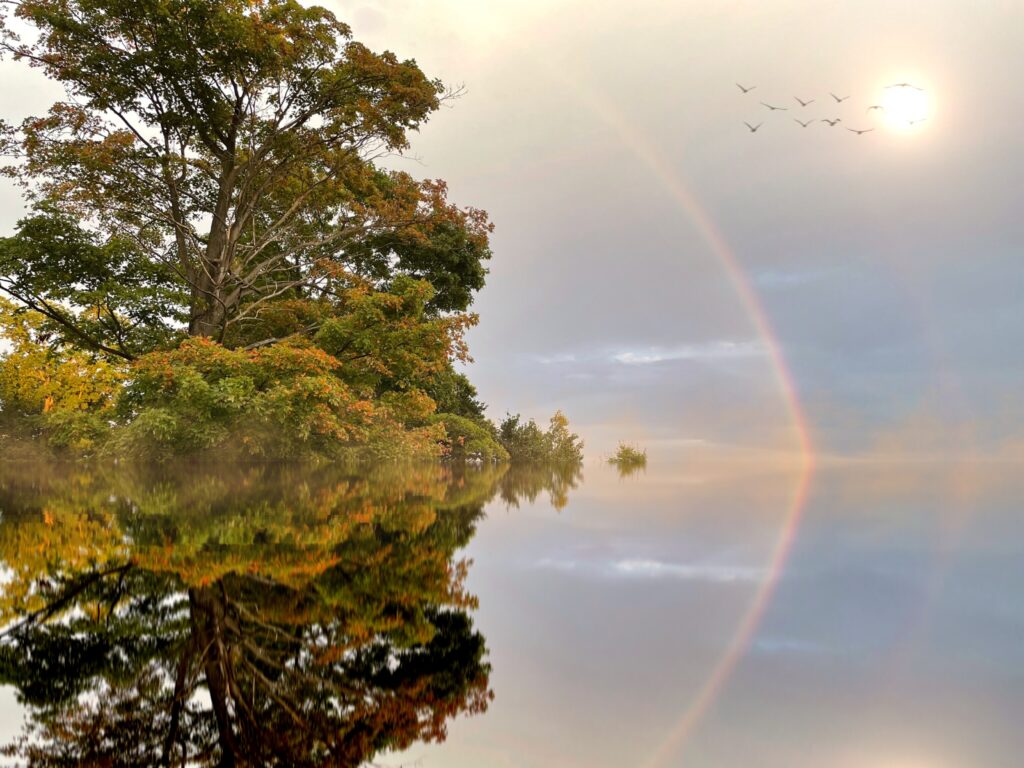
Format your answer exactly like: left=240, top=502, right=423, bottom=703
left=557, top=76, right=817, bottom=766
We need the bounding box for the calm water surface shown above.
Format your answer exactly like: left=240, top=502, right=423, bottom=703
left=1, top=452, right=1022, bottom=767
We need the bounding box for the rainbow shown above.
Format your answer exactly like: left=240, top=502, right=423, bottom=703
left=558, top=78, right=817, bottom=765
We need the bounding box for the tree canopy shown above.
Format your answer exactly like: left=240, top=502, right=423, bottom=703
left=0, top=0, right=491, bottom=353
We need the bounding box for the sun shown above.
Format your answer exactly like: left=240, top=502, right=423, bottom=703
left=880, top=85, right=931, bottom=132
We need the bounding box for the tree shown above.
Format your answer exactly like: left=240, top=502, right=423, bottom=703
left=0, top=0, right=491, bottom=354
left=498, top=410, right=584, bottom=465
left=497, top=413, right=549, bottom=463
left=545, top=410, right=584, bottom=464
left=424, top=368, right=488, bottom=421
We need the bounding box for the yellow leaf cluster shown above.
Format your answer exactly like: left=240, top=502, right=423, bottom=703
left=0, top=300, right=125, bottom=416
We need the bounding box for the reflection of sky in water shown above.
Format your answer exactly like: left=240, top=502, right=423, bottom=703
left=386, top=451, right=1024, bottom=768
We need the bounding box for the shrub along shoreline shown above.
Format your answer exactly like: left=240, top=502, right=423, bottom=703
left=0, top=314, right=583, bottom=465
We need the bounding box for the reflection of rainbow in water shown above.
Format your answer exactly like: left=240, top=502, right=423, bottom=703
left=558, top=81, right=817, bottom=765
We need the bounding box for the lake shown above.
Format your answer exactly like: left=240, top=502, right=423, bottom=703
left=1, top=451, right=1022, bottom=767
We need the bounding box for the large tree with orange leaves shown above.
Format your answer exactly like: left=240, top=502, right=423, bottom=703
left=0, top=0, right=502, bottom=459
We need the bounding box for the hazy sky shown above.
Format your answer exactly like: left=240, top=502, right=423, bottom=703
left=2, top=0, right=1022, bottom=457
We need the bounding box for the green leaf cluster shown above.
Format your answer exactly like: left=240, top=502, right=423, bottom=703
left=432, top=413, right=509, bottom=463
left=108, top=336, right=444, bottom=461
left=497, top=410, right=584, bottom=466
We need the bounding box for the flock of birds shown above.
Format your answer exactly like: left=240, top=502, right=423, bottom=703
left=736, top=82, right=927, bottom=134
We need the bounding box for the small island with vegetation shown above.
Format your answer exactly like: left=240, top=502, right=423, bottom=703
left=0, top=0, right=582, bottom=469
left=609, top=443, right=647, bottom=475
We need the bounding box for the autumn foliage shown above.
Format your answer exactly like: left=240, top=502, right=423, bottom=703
left=112, top=337, right=441, bottom=461
left=0, top=0, right=583, bottom=465
left=0, top=299, right=125, bottom=450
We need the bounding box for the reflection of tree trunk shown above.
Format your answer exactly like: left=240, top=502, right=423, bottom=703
left=190, top=585, right=239, bottom=768
left=162, top=635, right=195, bottom=768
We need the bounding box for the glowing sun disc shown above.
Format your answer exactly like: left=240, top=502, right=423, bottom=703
left=881, top=85, right=931, bottom=130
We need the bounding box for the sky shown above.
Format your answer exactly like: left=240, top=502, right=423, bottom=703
left=1, top=0, right=1023, bottom=458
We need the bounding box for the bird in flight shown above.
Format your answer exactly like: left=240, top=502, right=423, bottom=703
left=736, top=83, right=756, bottom=93
left=830, top=92, right=850, bottom=103
left=794, top=118, right=814, bottom=128
left=887, top=82, right=923, bottom=90
left=822, top=118, right=842, bottom=126
left=846, top=127, right=874, bottom=135
left=761, top=102, right=788, bottom=111
left=744, top=121, right=763, bottom=132
left=866, top=105, right=885, bottom=112
left=908, top=117, right=927, bottom=125
left=795, top=96, right=815, bottom=107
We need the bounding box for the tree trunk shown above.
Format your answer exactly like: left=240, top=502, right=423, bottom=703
left=188, top=301, right=223, bottom=338
left=189, top=167, right=238, bottom=338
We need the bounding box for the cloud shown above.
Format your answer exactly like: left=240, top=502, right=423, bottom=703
left=753, top=268, right=833, bottom=288
left=532, top=340, right=768, bottom=367
left=611, top=340, right=768, bottom=365
left=751, top=637, right=839, bottom=656
left=611, top=559, right=766, bottom=582
left=532, top=556, right=767, bottom=584
left=533, top=557, right=579, bottom=572
left=533, top=352, right=580, bottom=365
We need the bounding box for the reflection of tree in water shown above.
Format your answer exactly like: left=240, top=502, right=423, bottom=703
left=496, top=462, right=583, bottom=511
left=0, top=462, right=570, bottom=767
left=613, top=461, right=646, bottom=479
